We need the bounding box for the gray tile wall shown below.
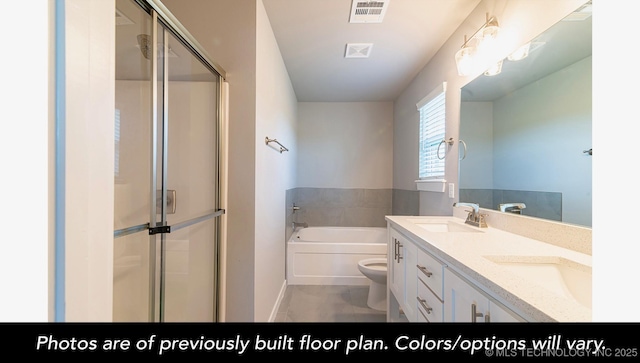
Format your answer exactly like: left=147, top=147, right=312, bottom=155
left=285, top=187, right=420, bottom=242
left=460, top=188, right=562, bottom=222
left=294, top=188, right=392, bottom=228
left=392, top=189, right=420, bottom=216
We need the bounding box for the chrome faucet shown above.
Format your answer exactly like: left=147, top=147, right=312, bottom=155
left=499, top=203, right=526, bottom=214
left=453, top=202, right=487, bottom=228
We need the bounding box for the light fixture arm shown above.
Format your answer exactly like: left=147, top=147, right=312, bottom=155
left=460, top=13, right=499, bottom=48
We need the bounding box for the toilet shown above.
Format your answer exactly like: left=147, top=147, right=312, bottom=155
left=357, top=258, right=387, bottom=311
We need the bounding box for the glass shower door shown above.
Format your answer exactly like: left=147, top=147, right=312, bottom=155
left=155, top=23, right=221, bottom=322
left=114, top=0, right=223, bottom=322
left=114, top=0, right=154, bottom=322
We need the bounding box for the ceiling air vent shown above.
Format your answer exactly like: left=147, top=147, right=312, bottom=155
left=349, top=0, right=390, bottom=23
left=345, top=43, right=373, bottom=58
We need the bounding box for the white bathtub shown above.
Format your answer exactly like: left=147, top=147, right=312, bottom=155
left=286, top=226, right=387, bottom=285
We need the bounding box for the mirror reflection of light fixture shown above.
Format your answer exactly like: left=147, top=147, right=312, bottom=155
left=455, top=13, right=501, bottom=76
left=507, top=42, right=531, bottom=61
left=484, top=59, right=503, bottom=76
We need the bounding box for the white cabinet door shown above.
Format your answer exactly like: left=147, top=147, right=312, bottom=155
left=388, top=227, right=417, bottom=321
left=401, top=240, right=417, bottom=321
left=388, top=228, right=404, bottom=299
left=444, top=268, right=489, bottom=322
left=444, top=268, right=525, bottom=322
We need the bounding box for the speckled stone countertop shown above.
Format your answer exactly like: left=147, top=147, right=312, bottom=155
left=385, top=215, right=592, bottom=322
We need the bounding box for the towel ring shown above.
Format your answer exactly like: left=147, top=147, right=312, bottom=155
left=437, top=138, right=454, bottom=160
left=459, top=139, right=467, bottom=161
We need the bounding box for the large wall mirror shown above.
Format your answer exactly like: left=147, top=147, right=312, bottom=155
left=459, top=3, right=592, bottom=227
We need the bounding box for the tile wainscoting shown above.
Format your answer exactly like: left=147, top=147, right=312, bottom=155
left=285, top=188, right=419, bottom=242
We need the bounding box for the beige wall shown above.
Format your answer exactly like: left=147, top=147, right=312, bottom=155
left=61, top=0, right=116, bottom=322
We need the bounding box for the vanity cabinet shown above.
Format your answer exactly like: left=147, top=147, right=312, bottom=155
left=443, top=268, right=525, bottom=322
left=388, top=223, right=526, bottom=323
left=388, top=227, right=417, bottom=321
left=416, top=247, right=446, bottom=322
left=388, top=226, right=446, bottom=322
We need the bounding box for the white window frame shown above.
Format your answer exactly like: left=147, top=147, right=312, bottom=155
left=415, top=82, right=447, bottom=192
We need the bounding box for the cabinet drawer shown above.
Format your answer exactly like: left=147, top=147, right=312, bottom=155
left=417, top=278, right=444, bottom=322
left=416, top=249, right=445, bottom=300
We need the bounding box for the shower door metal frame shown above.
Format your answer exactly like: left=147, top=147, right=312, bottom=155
left=115, top=0, right=227, bottom=323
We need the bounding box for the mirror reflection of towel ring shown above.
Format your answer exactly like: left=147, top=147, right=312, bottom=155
left=459, top=139, right=467, bottom=161
left=437, top=138, right=454, bottom=160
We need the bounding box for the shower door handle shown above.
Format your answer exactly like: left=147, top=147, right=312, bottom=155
left=156, top=189, right=177, bottom=214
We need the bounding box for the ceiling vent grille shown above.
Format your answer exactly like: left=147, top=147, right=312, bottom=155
left=345, top=43, right=373, bottom=58
left=349, top=0, right=389, bottom=23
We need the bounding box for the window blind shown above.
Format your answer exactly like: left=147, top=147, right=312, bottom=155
left=417, top=83, right=446, bottom=179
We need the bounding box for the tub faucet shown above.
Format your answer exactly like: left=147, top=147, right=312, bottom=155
left=453, top=202, right=487, bottom=228
left=292, top=222, right=308, bottom=229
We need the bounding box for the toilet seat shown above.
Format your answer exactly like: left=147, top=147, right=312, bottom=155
left=357, top=258, right=387, bottom=311
left=358, top=258, right=387, bottom=270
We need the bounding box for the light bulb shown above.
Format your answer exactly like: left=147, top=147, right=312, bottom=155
left=478, top=25, right=500, bottom=53
left=455, top=46, right=476, bottom=76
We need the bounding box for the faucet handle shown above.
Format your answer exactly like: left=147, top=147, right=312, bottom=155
left=476, top=213, right=488, bottom=227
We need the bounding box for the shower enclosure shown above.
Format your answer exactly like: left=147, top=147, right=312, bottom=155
left=113, top=0, right=226, bottom=322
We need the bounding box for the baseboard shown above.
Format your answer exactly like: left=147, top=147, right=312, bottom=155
left=268, top=280, right=288, bottom=322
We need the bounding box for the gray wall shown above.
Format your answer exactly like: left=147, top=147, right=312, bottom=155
left=297, top=102, right=393, bottom=189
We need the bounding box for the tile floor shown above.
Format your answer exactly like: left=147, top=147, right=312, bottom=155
left=274, top=285, right=387, bottom=323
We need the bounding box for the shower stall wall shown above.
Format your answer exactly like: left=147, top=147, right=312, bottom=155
left=113, top=0, right=226, bottom=322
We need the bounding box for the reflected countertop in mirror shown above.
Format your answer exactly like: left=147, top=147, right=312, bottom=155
left=458, top=4, right=592, bottom=227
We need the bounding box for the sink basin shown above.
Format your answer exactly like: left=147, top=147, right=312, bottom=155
left=408, top=219, right=482, bottom=233
left=483, top=255, right=591, bottom=309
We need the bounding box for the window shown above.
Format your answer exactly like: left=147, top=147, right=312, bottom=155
left=416, top=82, right=446, bottom=191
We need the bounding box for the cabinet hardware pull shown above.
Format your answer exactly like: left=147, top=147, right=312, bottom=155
left=417, top=297, right=432, bottom=314
left=397, top=242, right=403, bottom=260
left=394, top=239, right=399, bottom=262
left=471, top=303, right=484, bottom=323
left=416, top=264, right=432, bottom=277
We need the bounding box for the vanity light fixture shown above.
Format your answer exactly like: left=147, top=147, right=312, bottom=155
left=455, top=13, right=501, bottom=76
left=454, top=36, right=477, bottom=76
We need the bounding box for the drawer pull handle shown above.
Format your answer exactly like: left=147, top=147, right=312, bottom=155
left=417, top=297, right=432, bottom=314
left=416, top=264, right=432, bottom=277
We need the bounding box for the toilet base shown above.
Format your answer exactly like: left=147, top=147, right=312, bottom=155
left=366, top=280, right=387, bottom=311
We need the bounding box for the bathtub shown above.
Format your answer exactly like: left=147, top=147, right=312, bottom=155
left=286, top=226, right=387, bottom=285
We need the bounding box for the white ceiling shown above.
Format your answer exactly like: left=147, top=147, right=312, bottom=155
left=262, top=0, right=482, bottom=102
